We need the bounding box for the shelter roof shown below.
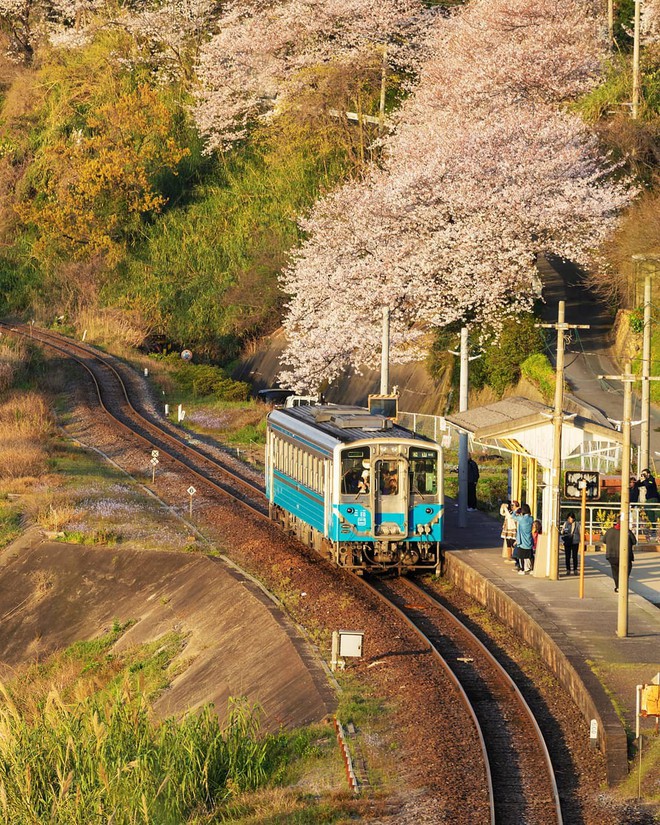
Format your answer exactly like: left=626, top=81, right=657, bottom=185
left=445, top=396, right=623, bottom=465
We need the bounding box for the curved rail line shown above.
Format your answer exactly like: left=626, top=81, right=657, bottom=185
left=1, top=322, right=269, bottom=521
left=4, top=322, right=562, bottom=820
left=363, top=574, right=563, bottom=825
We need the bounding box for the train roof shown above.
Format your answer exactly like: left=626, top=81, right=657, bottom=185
left=268, top=404, right=436, bottom=447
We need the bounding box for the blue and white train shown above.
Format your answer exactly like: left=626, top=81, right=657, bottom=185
left=265, top=404, right=443, bottom=572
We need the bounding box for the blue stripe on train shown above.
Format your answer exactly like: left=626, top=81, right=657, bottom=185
left=272, top=471, right=325, bottom=534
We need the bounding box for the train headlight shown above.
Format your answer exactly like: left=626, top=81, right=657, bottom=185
left=425, top=507, right=434, bottom=514
left=416, top=524, right=425, bottom=535
left=346, top=507, right=355, bottom=514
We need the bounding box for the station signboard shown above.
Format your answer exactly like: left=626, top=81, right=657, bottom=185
left=564, top=471, right=601, bottom=500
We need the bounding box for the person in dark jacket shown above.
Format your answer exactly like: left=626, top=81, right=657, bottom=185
left=603, top=519, right=636, bottom=593
left=637, top=469, right=659, bottom=530
left=629, top=476, right=640, bottom=503
left=467, top=456, right=480, bottom=511
left=560, top=512, right=580, bottom=575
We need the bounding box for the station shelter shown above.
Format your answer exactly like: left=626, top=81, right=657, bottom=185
left=444, top=397, right=625, bottom=578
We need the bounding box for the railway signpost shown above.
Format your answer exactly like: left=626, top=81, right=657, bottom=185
left=150, top=456, right=159, bottom=483
left=187, top=485, right=196, bottom=517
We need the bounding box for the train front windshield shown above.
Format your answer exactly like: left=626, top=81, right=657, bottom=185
left=409, top=449, right=438, bottom=495
left=341, top=447, right=370, bottom=494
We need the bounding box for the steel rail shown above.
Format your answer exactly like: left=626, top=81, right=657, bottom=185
left=401, top=576, right=563, bottom=825
left=361, top=574, right=496, bottom=825
left=1, top=322, right=270, bottom=522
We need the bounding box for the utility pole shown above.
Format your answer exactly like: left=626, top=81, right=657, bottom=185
left=380, top=306, right=390, bottom=395
left=449, top=327, right=481, bottom=528
left=640, top=271, right=652, bottom=473
left=632, top=0, right=641, bottom=118
left=538, top=302, right=590, bottom=580
left=599, top=363, right=660, bottom=636
left=633, top=254, right=660, bottom=474
left=608, top=0, right=614, bottom=45
left=458, top=327, right=469, bottom=529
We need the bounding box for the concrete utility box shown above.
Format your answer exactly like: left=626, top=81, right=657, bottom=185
left=532, top=533, right=549, bottom=578
left=339, top=631, right=364, bottom=658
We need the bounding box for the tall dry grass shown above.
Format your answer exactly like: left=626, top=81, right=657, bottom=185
left=74, top=307, right=152, bottom=352
left=0, top=391, right=53, bottom=480
left=0, top=337, right=28, bottom=394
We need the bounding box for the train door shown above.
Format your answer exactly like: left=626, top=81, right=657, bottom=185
left=374, top=457, right=408, bottom=537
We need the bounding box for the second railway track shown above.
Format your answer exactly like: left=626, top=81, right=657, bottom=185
left=364, top=573, right=564, bottom=825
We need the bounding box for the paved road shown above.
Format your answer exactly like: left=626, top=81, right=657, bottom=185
left=538, top=254, right=660, bottom=467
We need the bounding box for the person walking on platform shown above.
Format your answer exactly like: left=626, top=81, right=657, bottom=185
left=561, top=512, right=581, bottom=575
left=603, top=517, right=636, bottom=592
left=467, top=456, right=480, bottom=511
left=511, top=504, right=534, bottom=575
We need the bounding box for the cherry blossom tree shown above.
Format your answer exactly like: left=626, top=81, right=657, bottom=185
left=641, top=0, right=660, bottom=44
left=123, top=0, right=218, bottom=80
left=277, top=0, right=636, bottom=392
left=0, top=0, right=40, bottom=60
left=194, top=0, right=434, bottom=151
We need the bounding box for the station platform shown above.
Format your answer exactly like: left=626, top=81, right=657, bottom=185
left=442, top=504, right=660, bottom=784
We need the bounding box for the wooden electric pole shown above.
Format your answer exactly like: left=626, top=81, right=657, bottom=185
left=538, top=302, right=589, bottom=580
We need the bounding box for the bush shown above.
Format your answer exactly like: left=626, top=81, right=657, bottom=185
left=481, top=314, right=545, bottom=396
left=629, top=306, right=644, bottom=334
left=172, top=363, right=250, bottom=402
left=520, top=353, right=556, bottom=401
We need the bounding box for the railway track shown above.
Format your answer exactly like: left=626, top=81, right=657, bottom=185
left=364, top=574, right=564, bottom=825
left=3, top=322, right=576, bottom=820
left=0, top=321, right=269, bottom=521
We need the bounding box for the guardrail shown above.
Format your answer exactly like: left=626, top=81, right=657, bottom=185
left=559, top=502, right=660, bottom=544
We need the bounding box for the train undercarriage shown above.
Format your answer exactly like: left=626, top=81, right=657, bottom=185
left=270, top=504, right=442, bottom=574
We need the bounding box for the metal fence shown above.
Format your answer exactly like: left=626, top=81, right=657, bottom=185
left=559, top=503, right=659, bottom=544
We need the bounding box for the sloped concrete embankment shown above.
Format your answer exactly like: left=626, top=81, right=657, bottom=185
left=0, top=534, right=335, bottom=730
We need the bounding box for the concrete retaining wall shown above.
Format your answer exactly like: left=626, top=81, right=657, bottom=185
left=444, top=553, right=629, bottom=785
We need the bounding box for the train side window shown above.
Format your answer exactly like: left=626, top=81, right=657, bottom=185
left=409, top=449, right=438, bottom=495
